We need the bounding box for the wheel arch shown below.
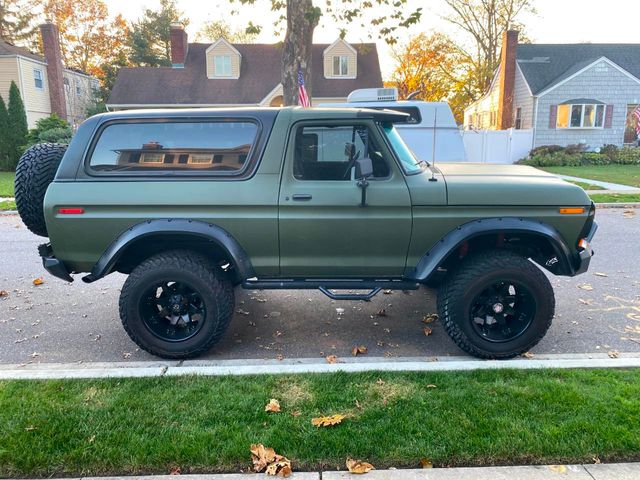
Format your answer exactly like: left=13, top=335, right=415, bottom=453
left=82, top=219, right=255, bottom=284
left=406, top=217, right=577, bottom=282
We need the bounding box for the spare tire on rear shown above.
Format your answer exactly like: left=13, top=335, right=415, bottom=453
left=14, top=143, right=68, bottom=237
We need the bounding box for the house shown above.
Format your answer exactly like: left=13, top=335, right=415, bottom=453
left=107, top=24, right=382, bottom=109
left=0, top=23, right=99, bottom=128
left=463, top=31, right=640, bottom=148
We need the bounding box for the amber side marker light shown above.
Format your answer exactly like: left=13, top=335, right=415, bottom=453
left=58, top=208, right=84, bottom=215
left=559, top=207, right=585, bottom=215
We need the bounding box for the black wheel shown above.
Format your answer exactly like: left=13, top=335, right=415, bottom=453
left=437, top=250, right=555, bottom=359
left=14, top=143, right=68, bottom=237
left=119, top=250, right=235, bottom=359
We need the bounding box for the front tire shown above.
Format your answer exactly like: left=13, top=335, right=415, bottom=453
left=437, top=250, right=555, bottom=359
left=119, top=250, right=234, bottom=359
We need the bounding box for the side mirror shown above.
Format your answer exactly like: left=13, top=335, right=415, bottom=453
left=355, top=157, right=373, bottom=180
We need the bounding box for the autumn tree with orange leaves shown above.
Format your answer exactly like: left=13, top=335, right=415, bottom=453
left=43, top=0, right=129, bottom=79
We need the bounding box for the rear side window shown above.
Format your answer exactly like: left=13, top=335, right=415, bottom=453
left=88, top=121, right=258, bottom=174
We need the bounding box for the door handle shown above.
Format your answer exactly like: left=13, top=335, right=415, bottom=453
left=292, top=194, right=312, bottom=201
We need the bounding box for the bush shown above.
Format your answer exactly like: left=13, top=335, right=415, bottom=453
left=26, top=114, right=73, bottom=147
left=615, top=147, right=640, bottom=164
left=520, top=145, right=639, bottom=167
left=36, top=126, right=73, bottom=144
left=600, top=144, right=619, bottom=160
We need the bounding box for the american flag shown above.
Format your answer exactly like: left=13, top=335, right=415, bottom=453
left=298, top=68, right=310, bottom=107
left=634, top=105, right=640, bottom=136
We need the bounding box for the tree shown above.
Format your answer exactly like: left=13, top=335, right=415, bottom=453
left=7, top=81, right=28, bottom=170
left=443, top=0, right=534, bottom=92
left=196, top=20, right=257, bottom=43
left=44, top=0, right=130, bottom=78
left=0, top=0, right=41, bottom=50
left=0, top=95, right=9, bottom=169
left=128, top=0, right=189, bottom=67
left=231, top=0, right=422, bottom=105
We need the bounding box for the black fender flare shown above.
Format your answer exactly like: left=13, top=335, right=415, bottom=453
left=405, top=217, right=577, bottom=282
left=82, top=219, right=255, bottom=283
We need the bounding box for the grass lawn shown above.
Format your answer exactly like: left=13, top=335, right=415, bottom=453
left=0, top=171, right=15, bottom=197
left=541, top=165, right=640, bottom=188
left=566, top=180, right=604, bottom=190
left=1, top=369, right=639, bottom=477
left=590, top=193, right=640, bottom=203
left=0, top=200, right=16, bottom=210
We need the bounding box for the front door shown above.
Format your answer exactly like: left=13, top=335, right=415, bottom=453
left=278, top=120, right=412, bottom=277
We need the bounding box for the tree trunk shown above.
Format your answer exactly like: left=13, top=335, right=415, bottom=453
left=281, top=0, right=318, bottom=106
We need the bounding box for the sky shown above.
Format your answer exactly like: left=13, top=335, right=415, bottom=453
left=104, top=0, right=639, bottom=79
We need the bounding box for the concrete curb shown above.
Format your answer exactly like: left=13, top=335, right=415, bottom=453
left=594, top=202, right=640, bottom=208
left=8, top=463, right=640, bottom=479
left=1, top=353, right=639, bottom=380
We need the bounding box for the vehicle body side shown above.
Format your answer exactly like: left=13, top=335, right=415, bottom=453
left=43, top=106, right=593, bottom=284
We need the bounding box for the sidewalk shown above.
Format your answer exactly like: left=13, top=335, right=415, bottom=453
left=24, top=463, right=640, bottom=479
left=555, top=174, right=640, bottom=193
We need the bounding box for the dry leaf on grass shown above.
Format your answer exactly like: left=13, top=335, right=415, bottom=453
left=420, top=458, right=433, bottom=468
left=376, top=379, right=385, bottom=385
left=326, top=355, right=339, bottom=364
left=608, top=350, right=620, bottom=359
left=291, top=410, right=301, bottom=417
left=312, top=414, right=346, bottom=427
left=346, top=459, right=374, bottom=474
left=265, top=399, right=281, bottom=413
left=422, top=313, right=438, bottom=324
left=423, top=327, right=433, bottom=336
left=351, top=345, right=367, bottom=356
left=250, top=444, right=292, bottom=477
left=32, top=277, right=44, bottom=286
left=169, top=467, right=181, bottom=475
left=578, top=284, right=594, bottom=291
left=426, top=384, right=437, bottom=389
left=594, top=272, right=608, bottom=277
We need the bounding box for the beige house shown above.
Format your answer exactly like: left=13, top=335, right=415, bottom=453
left=107, top=24, right=382, bottom=109
left=0, top=23, right=99, bottom=128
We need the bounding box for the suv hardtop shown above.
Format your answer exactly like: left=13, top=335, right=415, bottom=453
left=14, top=106, right=597, bottom=360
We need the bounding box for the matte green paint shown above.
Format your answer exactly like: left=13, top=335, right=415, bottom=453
left=43, top=107, right=593, bottom=279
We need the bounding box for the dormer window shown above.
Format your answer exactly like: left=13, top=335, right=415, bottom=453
left=214, top=55, right=232, bottom=77
left=332, top=55, right=349, bottom=76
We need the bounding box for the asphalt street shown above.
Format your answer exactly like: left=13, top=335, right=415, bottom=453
left=1, top=208, right=639, bottom=365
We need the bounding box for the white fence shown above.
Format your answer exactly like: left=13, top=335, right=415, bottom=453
left=462, top=129, right=534, bottom=164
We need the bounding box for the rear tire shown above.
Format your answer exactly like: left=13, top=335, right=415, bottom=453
left=14, top=143, right=68, bottom=237
left=437, top=250, right=554, bottom=359
left=119, top=250, right=235, bottom=359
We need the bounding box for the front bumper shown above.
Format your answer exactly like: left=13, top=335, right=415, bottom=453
left=38, top=243, right=73, bottom=282
left=573, top=221, right=598, bottom=276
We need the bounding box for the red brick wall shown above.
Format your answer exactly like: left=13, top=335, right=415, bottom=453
left=40, top=23, right=67, bottom=119
left=497, top=30, right=519, bottom=130
left=170, top=24, right=188, bottom=66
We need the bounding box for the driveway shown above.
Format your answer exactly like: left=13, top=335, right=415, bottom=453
left=1, top=208, right=639, bottom=364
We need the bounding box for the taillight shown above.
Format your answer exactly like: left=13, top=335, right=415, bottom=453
left=58, top=207, right=84, bottom=215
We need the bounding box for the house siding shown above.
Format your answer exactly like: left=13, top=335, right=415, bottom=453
left=206, top=42, right=241, bottom=79
left=17, top=57, right=52, bottom=127
left=463, top=68, right=501, bottom=129
left=323, top=40, right=357, bottom=78
left=0, top=57, right=20, bottom=102
left=535, top=60, right=640, bottom=148
left=513, top=65, right=534, bottom=129
left=63, top=70, right=98, bottom=127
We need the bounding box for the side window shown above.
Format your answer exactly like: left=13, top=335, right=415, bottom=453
left=293, top=124, right=390, bottom=181
left=88, top=121, right=258, bottom=174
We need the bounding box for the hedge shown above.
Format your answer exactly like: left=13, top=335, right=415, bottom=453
left=518, top=144, right=640, bottom=167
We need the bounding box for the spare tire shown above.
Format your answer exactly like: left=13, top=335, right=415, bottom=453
left=15, top=143, right=68, bottom=237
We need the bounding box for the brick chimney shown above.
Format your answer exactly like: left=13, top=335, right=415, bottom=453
left=40, top=22, right=67, bottom=119
left=170, top=23, right=188, bottom=67
left=497, top=29, right=519, bottom=130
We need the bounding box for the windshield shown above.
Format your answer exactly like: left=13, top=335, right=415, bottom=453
left=381, top=123, right=424, bottom=174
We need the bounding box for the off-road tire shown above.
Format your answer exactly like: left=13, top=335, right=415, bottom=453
left=119, top=250, right=235, bottom=359
left=437, top=250, right=555, bottom=359
left=14, top=143, right=68, bottom=237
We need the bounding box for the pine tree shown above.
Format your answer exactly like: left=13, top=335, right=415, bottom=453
left=7, top=81, right=28, bottom=170
left=0, top=95, right=9, bottom=170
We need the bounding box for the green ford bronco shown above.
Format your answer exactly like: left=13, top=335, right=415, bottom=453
left=15, top=107, right=597, bottom=360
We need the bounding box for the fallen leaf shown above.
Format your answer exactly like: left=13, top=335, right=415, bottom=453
left=622, top=210, right=636, bottom=218
left=0, top=290, right=8, bottom=297
left=122, top=352, right=132, bottom=359
left=236, top=309, right=250, bottom=315
left=25, top=425, right=37, bottom=431
left=265, top=399, right=281, bottom=413
left=376, top=379, right=385, bottom=385
left=608, top=350, right=620, bottom=359
left=422, top=313, right=438, bottom=323
left=326, top=355, right=338, bottom=364
left=169, top=467, right=181, bottom=475
left=423, top=327, right=433, bottom=336
left=346, top=459, right=374, bottom=474
left=578, top=284, right=594, bottom=291
left=420, top=458, right=433, bottom=468
left=549, top=465, right=567, bottom=473
left=351, top=345, right=367, bottom=356
left=426, top=384, right=437, bottom=389
left=312, top=414, right=346, bottom=427
left=30, top=352, right=40, bottom=358
left=594, top=272, right=608, bottom=277
left=383, top=289, right=392, bottom=295
left=250, top=444, right=292, bottom=476
left=291, top=410, right=301, bottom=417
left=266, top=459, right=292, bottom=477
left=375, top=309, right=387, bottom=317
left=33, top=277, right=44, bottom=286
left=592, top=456, right=601, bottom=464
left=522, top=351, right=535, bottom=359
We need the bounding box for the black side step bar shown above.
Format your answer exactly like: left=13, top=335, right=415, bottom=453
left=241, top=278, right=420, bottom=301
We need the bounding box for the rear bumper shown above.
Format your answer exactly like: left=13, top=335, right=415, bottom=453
left=573, top=221, right=598, bottom=276
left=38, top=243, right=73, bottom=282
